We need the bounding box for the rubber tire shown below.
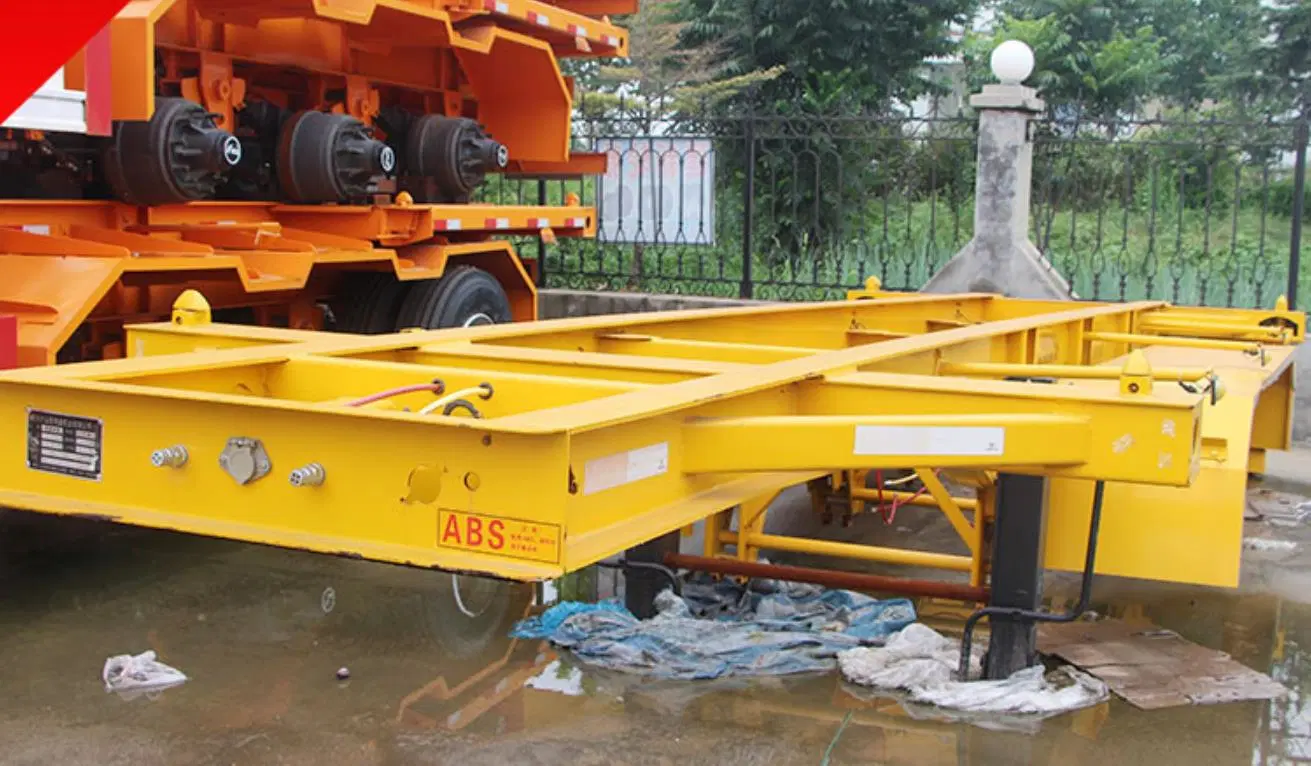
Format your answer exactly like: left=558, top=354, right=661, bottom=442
left=332, top=273, right=412, bottom=334
left=399, top=267, right=518, bottom=656
left=395, top=266, right=512, bottom=330
left=420, top=576, right=534, bottom=660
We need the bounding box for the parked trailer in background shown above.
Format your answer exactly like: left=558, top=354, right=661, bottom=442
left=0, top=0, right=631, bottom=368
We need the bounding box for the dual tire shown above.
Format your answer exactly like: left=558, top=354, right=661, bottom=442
left=333, top=265, right=511, bottom=334
left=332, top=265, right=529, bottom=658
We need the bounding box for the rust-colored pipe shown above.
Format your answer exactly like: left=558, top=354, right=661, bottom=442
left=664, top=553, right=989, bottom=603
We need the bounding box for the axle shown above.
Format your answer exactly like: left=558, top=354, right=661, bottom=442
left=8, top=98, right=507, bottom=206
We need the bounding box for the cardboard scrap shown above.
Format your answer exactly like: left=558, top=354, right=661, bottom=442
left=1038, top=619, right=1287, bottom=710
left=1246, top=488, right=1311, bottom=525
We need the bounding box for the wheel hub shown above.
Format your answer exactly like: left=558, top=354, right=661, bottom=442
left=277, top=111, right=396, bottom=203
left=378, top=144, right=397, bottom=175
left=103, top=98, right=241, bottom=205
left=404, top=115, right=507, bottom=203
left=220, top=135, right=243, bottom=168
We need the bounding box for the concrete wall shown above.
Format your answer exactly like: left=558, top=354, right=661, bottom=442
left=1295, top=344, right=1311, bottom=445
left=538, top=289, right=760, bottom=319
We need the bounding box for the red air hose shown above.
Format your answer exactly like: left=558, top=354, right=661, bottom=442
left=343, top=381, right=445, bottom=407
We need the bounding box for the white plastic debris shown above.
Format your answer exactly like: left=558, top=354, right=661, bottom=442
left=912, top=665, right=1107, bottom=715
left=1243, top=537, right=1298, bottom=553
left=838, top=624, right=1107, bottom=718
left=102, top=650, right=188, bottom=700
left=838, top=623, right=973, bottom=688
left=524, top=659, right=587, bottom=697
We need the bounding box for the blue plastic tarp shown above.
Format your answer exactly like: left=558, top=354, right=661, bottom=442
left=510, top=577, right=916, bottom=680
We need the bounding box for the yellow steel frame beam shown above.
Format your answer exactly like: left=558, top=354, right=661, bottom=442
left=783, top=468, right=991, bottom=586
left=0, top=289, right=1300, bottom=586
left=938, top=360, right=1213, bottom=383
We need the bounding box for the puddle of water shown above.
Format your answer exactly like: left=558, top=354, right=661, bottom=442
left=0, top=509, right=1309, bottom=765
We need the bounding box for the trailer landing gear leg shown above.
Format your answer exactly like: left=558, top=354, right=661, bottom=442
left=958, top=479, right=1105, bottom=681
left=982, top=473, right=1049, bottom=679
left=623, top=530, right=681, bottom=619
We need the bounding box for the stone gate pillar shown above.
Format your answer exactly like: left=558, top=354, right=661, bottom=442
left=922, top=41, right=1071, bottom=299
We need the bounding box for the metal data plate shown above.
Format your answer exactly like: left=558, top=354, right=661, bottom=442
left=26, top=408, right=103, bottom=481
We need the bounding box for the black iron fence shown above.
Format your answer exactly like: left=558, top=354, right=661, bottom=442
left=480, top=109, right=1309, bottom=309
left=1032, top=116, right=1309, bottom=308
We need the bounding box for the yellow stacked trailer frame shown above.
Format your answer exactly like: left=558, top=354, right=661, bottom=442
left=0, top=283, right=1301, bottom=676
left=0, top=198, right=596, bottom=367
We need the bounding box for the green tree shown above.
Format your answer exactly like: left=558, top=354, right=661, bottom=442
left=964, top=0, right=1173, bottom=120
left=680, top=0, right=976, bottom=112
left=669, top=0, right=976, bottom=274
left=1263, top=0, right=1311, bottom=116
left=967, top=0, right=1271, bottom=117
left=1145, top=0, right=1268, bottom=108
left=572, top=0, right=782, bottom=128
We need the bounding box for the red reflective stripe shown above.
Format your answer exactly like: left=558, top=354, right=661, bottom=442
left=0, top=315, right=16, bottom=371
left=0, top=1, right=131, bottom=125
left=83, top=25, right=112, bottom=136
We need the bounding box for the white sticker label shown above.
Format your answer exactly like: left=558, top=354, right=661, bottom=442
left=853, top=426, right=1005, bottom=457
left=583, top=442, right=669, bottom=495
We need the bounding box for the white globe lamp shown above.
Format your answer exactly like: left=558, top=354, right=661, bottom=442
left=990, top=40, right=1035, bottom=85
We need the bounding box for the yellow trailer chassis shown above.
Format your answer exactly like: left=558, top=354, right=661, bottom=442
left=0, top=284, right=1299, bottom=583
left=0, top=281, right=1301, bottom=676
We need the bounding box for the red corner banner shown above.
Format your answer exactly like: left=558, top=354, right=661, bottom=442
left=0, top=0, right=132, bottom=126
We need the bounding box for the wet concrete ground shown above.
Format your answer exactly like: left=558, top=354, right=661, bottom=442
left=2, top=455, right=1311, bottom=764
